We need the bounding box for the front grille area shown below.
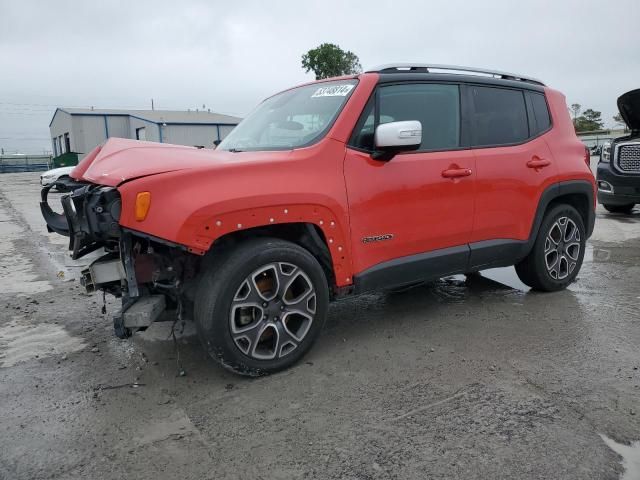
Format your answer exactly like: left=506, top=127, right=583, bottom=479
left=617, top=143, right=640, bottom=173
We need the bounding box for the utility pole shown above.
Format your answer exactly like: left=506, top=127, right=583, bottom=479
left=151, top=98, right=155, bottom=110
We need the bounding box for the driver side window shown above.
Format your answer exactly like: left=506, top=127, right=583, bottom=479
left=350, top=83, right=461, bottom=152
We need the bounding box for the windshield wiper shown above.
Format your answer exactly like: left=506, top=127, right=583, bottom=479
left=228, top=148, right=243, bottom=153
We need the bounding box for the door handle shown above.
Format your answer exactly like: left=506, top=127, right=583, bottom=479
left=526, top=157, right=551, bottom=169
left=442, top=167, right=472, bottom=179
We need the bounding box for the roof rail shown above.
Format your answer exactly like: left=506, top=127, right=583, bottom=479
left=365, top=63, right=545, bottom=86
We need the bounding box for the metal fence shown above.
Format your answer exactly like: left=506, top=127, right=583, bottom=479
left=0, top=155, right=51, bottom=173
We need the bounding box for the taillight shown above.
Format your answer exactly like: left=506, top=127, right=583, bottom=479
left=584, top=146, right=590, bottom=167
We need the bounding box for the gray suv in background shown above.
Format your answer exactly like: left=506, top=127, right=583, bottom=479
left=597, top=89, right=640, bottom=213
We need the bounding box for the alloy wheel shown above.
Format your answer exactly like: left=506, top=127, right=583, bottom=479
left=544, top=216, right=581, bottom=280
left=229, top=262, right=317, bottom=360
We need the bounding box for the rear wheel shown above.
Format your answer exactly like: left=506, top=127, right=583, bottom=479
left=515, top=204, right=586, bottom=292
left=195, top=238, right=329, bottom=376
left=603, top=203, right=635, bottom=214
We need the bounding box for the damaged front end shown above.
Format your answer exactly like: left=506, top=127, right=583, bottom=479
left=41, top=176, right=121, bottom=259
left=41, top=177, right=197, bottom=338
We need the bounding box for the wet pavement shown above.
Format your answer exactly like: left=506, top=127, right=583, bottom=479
left=0, top=171, right=639, bottom=479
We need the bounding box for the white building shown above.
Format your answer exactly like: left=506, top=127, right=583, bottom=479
left=49, top=108, right=241, bottom=162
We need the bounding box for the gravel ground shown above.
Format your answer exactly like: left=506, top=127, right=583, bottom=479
left=0, top=171, right=639, bottom=480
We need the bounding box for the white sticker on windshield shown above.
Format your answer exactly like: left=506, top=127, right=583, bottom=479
left=311, top=84, right=354, bottom=98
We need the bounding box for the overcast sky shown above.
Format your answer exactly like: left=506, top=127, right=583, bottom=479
left=1, top=0, right=638, bottom=153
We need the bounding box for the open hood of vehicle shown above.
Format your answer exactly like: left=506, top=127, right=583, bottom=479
left=71, top=138, right=222, bottom=187
left=617, top=88, right=640, bottom=133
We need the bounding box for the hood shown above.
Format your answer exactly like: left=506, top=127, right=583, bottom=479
left=72, top=138, right=228, bottom=187
left=617, top=88, right=640, bottom=132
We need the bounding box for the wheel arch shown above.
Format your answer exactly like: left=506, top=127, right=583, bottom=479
left=211, top=222, right=332, bottom=278
left=528, top=180, right=595, bottom=250
left=201, top=216, right=353, bottom=294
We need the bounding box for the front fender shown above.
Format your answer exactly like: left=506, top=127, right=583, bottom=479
left=116, top=142, right=354, bottom=286
left=181, top=202, right=354, bottom=287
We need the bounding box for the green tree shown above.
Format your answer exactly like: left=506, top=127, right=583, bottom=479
left=574, top=108, right=604, bottom=132
left=301, top=43, right=362, bottom=80
left=570, top=103, right=581, bottom=123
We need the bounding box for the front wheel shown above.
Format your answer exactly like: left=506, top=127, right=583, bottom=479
left=516, top=204, right=586, bottom=292
left=603, top=203, right=635, bottom=214
left=195, top=238, right=329, bottom=376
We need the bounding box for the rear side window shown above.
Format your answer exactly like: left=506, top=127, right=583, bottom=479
left=470, top=86, right=529, bottom=147
left=350, top=83, right=460, bottom=152
left=530, top=92, right=552, bottom=134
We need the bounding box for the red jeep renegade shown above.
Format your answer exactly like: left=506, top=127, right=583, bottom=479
left=42, top=64, right=596, bottom=375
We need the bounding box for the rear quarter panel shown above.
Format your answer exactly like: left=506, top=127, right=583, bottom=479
left=544, top=87, right=596, bottom=195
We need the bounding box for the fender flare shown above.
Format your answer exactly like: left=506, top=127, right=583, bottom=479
left=185, top=204, right=354, bottom=287
left=527, top=179, right=595, bottom=252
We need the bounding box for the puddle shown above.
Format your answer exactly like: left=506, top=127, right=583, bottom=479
left=480, top=267, right=530, bottom=292
left=429, top=276, right=468, bottom=303
left=583, top=245, right=612, bottom=263
left=591, top=208, right=640, bottom=242
left=0, top=319, right=86, bottom=367
left=601, top=434, right=640, bottom=480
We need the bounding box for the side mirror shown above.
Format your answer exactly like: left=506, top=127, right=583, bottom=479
left=373, top=120, right=422, bottom=160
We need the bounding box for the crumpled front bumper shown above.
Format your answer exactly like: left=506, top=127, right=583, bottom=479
left=40, top=177, right=177, bottom=336
left=40, top=177, right=122, bottom=259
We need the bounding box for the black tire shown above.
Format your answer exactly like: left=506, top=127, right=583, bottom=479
left=515, top=204, right=586, bottom=292
left=603, top=203, right=635, bottom=214
left=194, top=238, right=329, bottom=376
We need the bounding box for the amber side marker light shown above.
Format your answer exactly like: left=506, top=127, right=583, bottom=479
left=135, top=192, right=151, bottom=221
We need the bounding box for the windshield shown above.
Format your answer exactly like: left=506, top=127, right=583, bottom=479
left=218, top=79, right=358, bottom=152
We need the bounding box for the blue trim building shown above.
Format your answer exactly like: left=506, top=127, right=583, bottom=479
left=49, top=107, right=241, bottom=161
